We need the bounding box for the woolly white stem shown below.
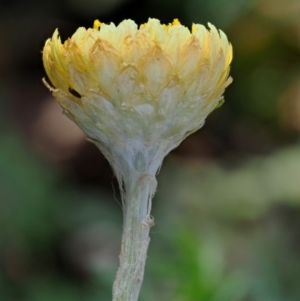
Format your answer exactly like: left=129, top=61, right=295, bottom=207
left=112, top=171, right=157, bottom=301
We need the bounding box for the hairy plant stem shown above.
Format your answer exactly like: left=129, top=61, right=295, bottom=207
left=112, top=171, right=157, bottom=301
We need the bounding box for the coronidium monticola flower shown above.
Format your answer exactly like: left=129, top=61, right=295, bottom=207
left=42, top=18, right=232, bottom=301
left=43, top=18, right=232, bottom=183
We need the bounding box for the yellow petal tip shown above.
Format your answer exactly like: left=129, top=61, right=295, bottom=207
left=172, top=18, right=181, bottom=25
left=93, top=20, right=102, bottom=30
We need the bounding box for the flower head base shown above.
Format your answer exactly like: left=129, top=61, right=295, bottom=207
left=42, top=18, right=232, bottom=182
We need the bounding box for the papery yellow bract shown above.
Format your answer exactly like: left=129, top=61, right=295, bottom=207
left=42, top=18, right=232, bottom=180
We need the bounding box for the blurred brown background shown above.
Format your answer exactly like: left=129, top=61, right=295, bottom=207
left=1, top=0, right=300, bottom=300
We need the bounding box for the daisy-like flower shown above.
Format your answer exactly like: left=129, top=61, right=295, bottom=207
left=42, top=18, right=232, bottom=301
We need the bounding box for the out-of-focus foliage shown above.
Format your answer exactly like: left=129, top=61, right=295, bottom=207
left=1, top=0, right=300, bottom=300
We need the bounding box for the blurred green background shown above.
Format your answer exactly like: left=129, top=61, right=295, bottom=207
left=1, top=0, right=300, bottom=300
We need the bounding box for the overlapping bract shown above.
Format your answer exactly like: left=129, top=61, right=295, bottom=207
left=42, top=18, right=232, bottom=176
left=43, top=18, right=232, bottom=101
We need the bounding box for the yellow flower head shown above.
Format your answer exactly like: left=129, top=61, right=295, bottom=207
left=42, top=18, right=232, bottom=178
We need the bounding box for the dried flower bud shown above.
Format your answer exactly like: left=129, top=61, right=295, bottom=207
left=42, top=18, right=233, bottom=182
